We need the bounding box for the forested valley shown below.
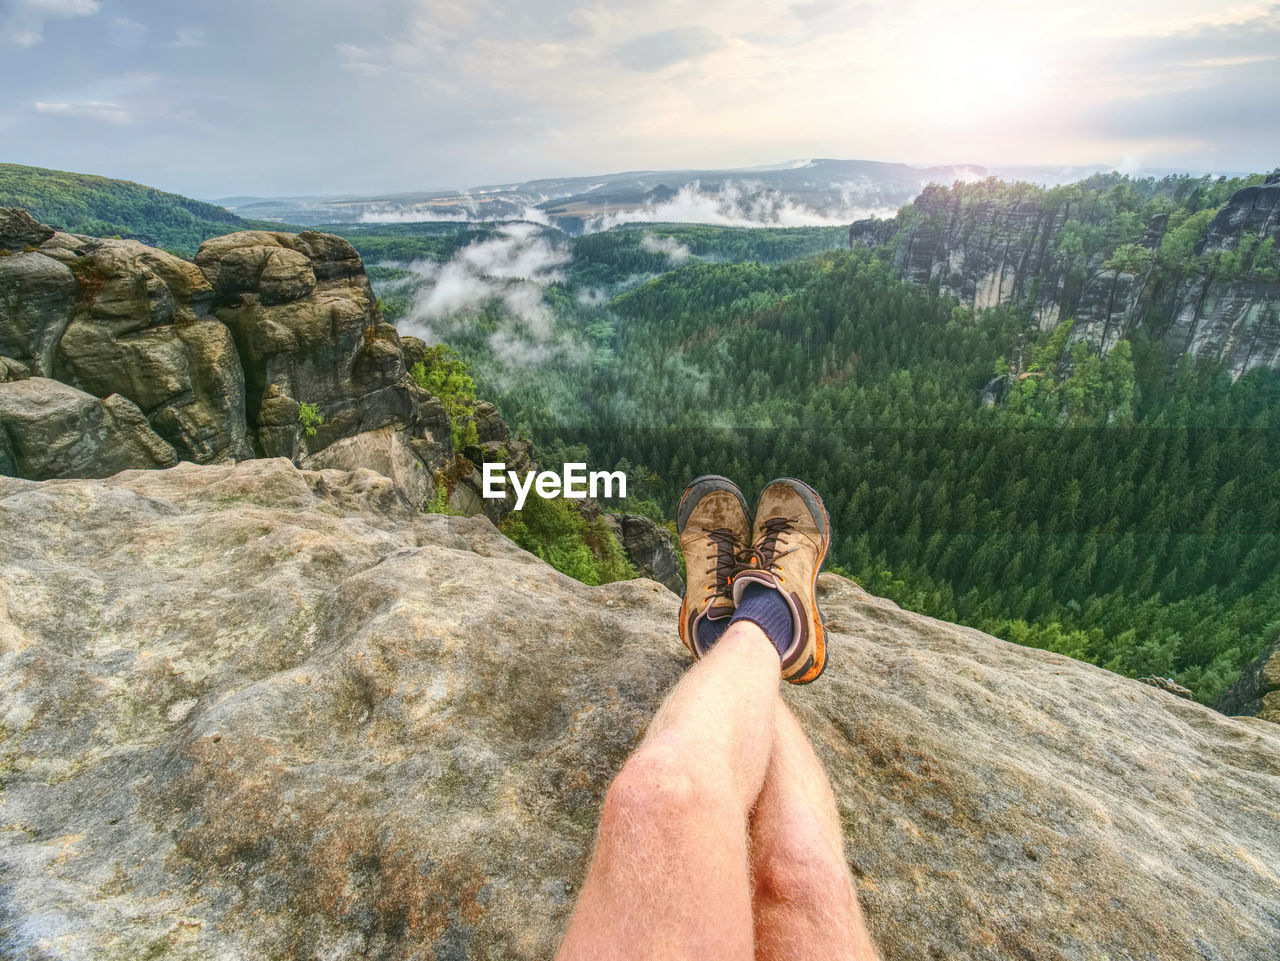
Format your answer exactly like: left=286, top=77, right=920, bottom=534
left=366, top=174, right=1280, bottom=707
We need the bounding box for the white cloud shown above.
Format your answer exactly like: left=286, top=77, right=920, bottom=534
left=34, top=99, right=133, bottom=123
left=640, top=232, right=692, bottom=262
left=401, top=223, right=576, bottom=366
left=3, top=0, right=100, bottom=46
left=360, top=208, right=470, bottom=223
left=586, top=181, right=897, bottom=231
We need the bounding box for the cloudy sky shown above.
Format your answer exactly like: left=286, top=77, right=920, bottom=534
left=0, top=0, right=1276, bottom=198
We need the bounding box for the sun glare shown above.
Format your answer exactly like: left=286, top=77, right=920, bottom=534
left=921, top=25, right=1045, bottom=129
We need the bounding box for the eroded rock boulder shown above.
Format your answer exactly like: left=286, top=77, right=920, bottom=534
left=0, top=208, right=54, bottom=251
left=301, top=425, right=434, bottom=511
left=195, top=231, right=421, bottom=455
left=0, top=377, right=176, bottom=478
left=0, top=212, right=464, bottom=486
left=0, top=247, right=78, bottom=378
left=1, top=459, right=1278, bottom=960
left=44, top=236, right=253, bottom=463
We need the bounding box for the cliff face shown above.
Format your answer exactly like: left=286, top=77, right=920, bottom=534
left=1167, top=181, right=1280, bottom=375
left=2, top=458, right=1278, bottom=960
left=880, top=174, right=1280, bottom=377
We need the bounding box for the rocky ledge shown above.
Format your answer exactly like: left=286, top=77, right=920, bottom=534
left=1, top=459, right=1278, bottom=960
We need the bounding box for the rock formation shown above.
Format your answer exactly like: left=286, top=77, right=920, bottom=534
left=873, top=174, right=1280, bottom=378
left=1218, top=635, right=1280, bottom=722
left=2, top=458, right=1279, bottom=960
left=0, top=211, right=460, bottom=509
left=0, top=377, right=176, bottom=479
left=603, top=511, right=682, bottom=593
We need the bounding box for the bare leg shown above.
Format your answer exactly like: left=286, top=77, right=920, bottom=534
left=750, top=700, right=880, bottom=961
left=556, top=621, right=782, bottom=961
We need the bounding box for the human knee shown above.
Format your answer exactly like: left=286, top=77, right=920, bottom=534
left=753, top=830, right=852, bottom=909
left=600, top=744, right=706, bottom=835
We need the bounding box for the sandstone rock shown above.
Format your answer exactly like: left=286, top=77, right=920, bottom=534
left=301, top=425, right=434, bottom=511
left=1, top=459, right=1278, bottom=960
left=0, top=356, right=32, bottom=383
left=473, top=400, right=509, bottom=445
left=410, top=395, right=453, bottom=474
left=1217, top=634, right=1280, bottom=722
left=0, top=377, right=176, bottom=478
left=603, top=512, right=682, bottom=594
left=0, top=224, right=462, bottom=480
left=1164, top=276, right=1280, bottom=380
left=1069, top=265, right=1152, bottom=356
left=0, top=248, right=78, bottom=377
left=400, top=334, right=430, bottom=372
left=0, top=208, right=55, bottom=251
left=448, top=438, right=537, bottom=522
left=892, top=183, right=1280, bottom=377
left=1199, top=180, right=1280, bottom=254
left=894, top=185, right=1072, bottom=324
left=255, top=382, right=303, bottom=461
left=848, top=217, right=897, bottom=249
left=0, top=417, right=13, bottom=476
left=195, top=231, right=421, bottom=455
left=45, top=237, right=252, bottom=462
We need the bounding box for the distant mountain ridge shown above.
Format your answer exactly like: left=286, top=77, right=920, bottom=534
left=212, top=159, right=1134, bottom=232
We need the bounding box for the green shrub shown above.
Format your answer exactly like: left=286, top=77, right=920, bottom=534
left=500, top=496, right=635, bottom=586
left=424, top=482, right=451, bottom=514
left=1103, top=243, right=1153, bottom=273
left=297, top=402, right=324, bottom=437
left=409, top=346, right=480, bottom=449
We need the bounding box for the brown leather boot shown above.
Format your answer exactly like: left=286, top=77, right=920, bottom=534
left=732, top=477, right=831, bottom=684
left=676, top=475, right=751, bottom=659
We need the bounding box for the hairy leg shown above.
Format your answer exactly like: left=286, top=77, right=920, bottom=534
left=556, top=621, right=782, bottom=961
left=750, top=700, right=880, bottom=961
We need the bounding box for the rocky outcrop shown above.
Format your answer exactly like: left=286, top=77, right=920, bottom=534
left=39, top=236, right=253, bottom=463
left=0, top=377, right=175, bottom=478
left=603, top=512, right=682, bottom=593
left=301, top=425, right=435, bottom=513
left=848, top=217, right=897, bottom=249
left=2, top=458, right=1279, bottom=960
left=0, top=208, right=54, bottom=251
left=1217, top=635, right=1280, bottom=722
left=0, top=211, right=468, bottom=506
left=194, top=231, right=426, bottom=457
left=892, top=182, right=1072, bottom=325
left=884, top=176, right=1280, bottom=377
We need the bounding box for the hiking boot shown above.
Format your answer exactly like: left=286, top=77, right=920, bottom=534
left=732, top=478, right=831, bottom=684
left=676, top=475, right=751, bottom=659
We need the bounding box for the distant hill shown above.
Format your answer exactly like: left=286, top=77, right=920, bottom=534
left=0, top=163, right=250, bottom=253
left=212, top=158, right=1006, bottom=232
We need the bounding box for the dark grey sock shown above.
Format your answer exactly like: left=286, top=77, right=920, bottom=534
left=729, top=582, right=794, bottom=656
left=696, top=612, right=731, bottom=653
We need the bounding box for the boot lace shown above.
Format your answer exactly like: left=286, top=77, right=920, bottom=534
left=736, top=517, right=798, bottom=581
left=702, top=527, right=744, bottom=597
